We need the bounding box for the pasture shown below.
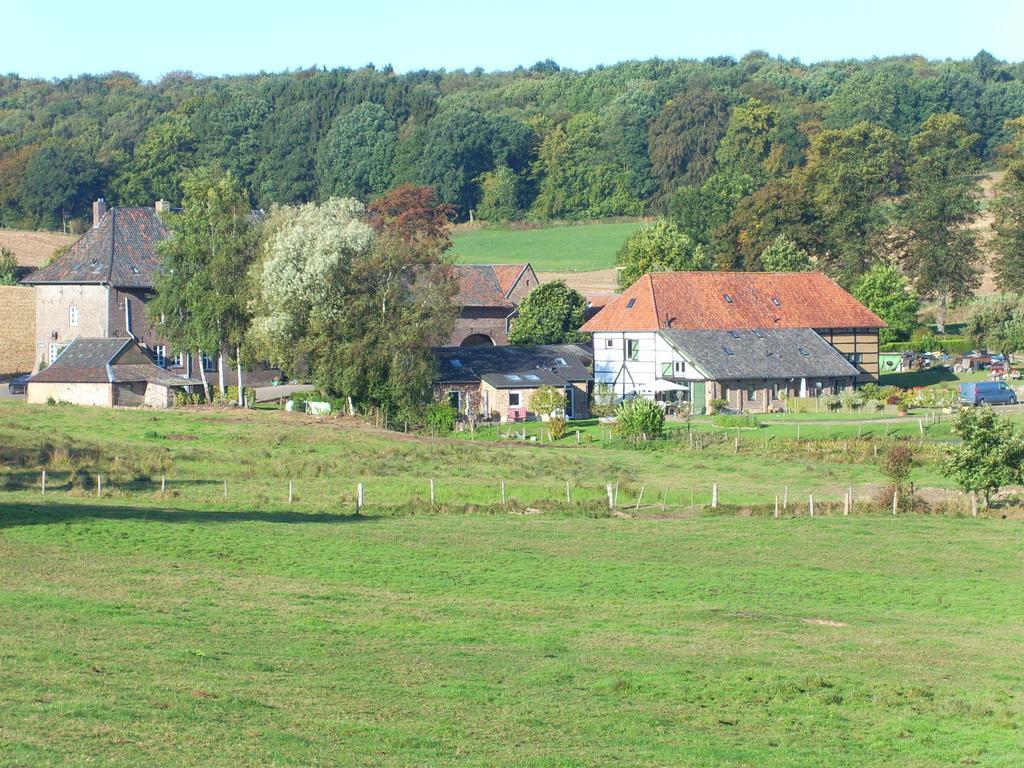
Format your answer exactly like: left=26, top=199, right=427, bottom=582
left=2, top=402, right=1024, bottom=766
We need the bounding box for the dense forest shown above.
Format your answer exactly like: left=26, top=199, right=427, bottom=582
left=2, top=51, right=1023, bottom=233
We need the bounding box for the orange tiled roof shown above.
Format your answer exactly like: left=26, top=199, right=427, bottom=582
left=491, top=264, right=530, bottom=297
left=579, top=272, right=885, bottom=332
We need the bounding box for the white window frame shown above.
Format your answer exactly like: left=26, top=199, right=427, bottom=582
left=49, top=343, right=61, bottom=364
left=175, top=352, right=187, bottom=368
left=604, top=338, right=614, bottom=349
left=201, top=352, right=216, bottom=372
left=673, top=360, right=686, bottom=376
left=69, top=306, right=79, bottom=327
left=627, top=339, right=640, bottom=361
left=154, top=345, right=167, bottom=367
left=508, top=392, right=522, bottom=407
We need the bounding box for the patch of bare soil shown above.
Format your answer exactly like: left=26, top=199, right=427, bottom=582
left=538, top=269, right=619, bottom=295
left=0, top=228, right=76, bottom=267
left=801, top=618, right=848, bottom=627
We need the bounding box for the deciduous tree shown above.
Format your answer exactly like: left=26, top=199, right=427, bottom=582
left=616, top=219, right=711, bottom=289
left=943, top=406, right=1024, bottom=507
left=852, top=262, right=920, bottom=343
left=508, top=281, right=588, bottom=345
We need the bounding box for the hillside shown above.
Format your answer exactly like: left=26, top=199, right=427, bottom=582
left=0, top=228, right=75, bottom=267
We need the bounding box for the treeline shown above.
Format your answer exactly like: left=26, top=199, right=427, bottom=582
left=2, top=51, right=1024, bottom=231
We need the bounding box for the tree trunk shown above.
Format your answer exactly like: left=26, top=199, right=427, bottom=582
left=197, top=349, right=210, bottom=402
left=937, top=293, right=947, bottom=335
left=236, top=345, right=243, bottom=407
left=217, top=347, right=225, bottom=401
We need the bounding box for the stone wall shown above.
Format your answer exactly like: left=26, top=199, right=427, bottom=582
left=0, top=286, right=36, bottom=374
left=27, top=382, right=112, bottom=407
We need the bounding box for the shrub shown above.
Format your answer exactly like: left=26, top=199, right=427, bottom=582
left=531, top=385, right=567, bottom=418
left=711, top=414, right=761, bottom=429
left=823, top=394, right=842, bottom=411
left=709, top=397, right=729, bottom=414
left=864, top=398, right=883, bottom=412
left=614, top=398, right=665, bottom=441
left=590, top=383, right=616, bottom=418
left=841, top=392, right=864, bottom=411
left=548, top=416, right=568, bottom=440
left=426, top=402, right=457, bottom=435
left=882, top=443, right=914, bottom=487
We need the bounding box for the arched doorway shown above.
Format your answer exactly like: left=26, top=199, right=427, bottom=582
left=461, top=333, right=494, bottom=347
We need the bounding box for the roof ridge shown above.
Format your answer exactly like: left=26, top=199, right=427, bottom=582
left=648, top=273, right=662, bottom=329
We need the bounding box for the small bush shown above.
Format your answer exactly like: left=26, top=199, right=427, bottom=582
left=882, top=443, right=914, bottom=486
left=709, top=397, right=729, bottom=414
left=426, top=402, right=457, bottom=435
left=823, top=394, right=842, bottom=411
left=711, top=414, right=761, bottom=429
left=614, top=398, right=665, bottom=441
left=864, top=398, right=883, bottom=412
left=841, top=392, right=864, bottom=411
left=548, top=416, right=568, bottom=440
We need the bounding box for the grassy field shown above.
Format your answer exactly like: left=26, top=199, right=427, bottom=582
left=451, top=221, right=642, bottom=273
left=3, top=402, right=1024, bottom=765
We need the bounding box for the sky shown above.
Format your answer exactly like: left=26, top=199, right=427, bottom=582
left=4, top=0, right=1024, bottom=81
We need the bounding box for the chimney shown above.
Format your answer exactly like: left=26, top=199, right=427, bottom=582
left=92, top=198, right=106, bottom=228
left=154, top=199, right=171, bottom=214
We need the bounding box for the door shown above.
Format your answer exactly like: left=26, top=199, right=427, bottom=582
left=564, top=387, right=574, bottom=419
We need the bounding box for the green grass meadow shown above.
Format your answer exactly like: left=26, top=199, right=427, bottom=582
left=451, top=220, right=642, bottom=272
left=2, top=401, right=1024, bottom=765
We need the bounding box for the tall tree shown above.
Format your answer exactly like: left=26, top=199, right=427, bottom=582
left=112, top=113, right=196, bottom=206
left=759, top=234, right=812, bottom=273
left=616, top=219, right=711, bottom=289
left=18, top=141, right=104, bottom=227
left=315, top=102, right=397, bottom=201
left=992, top=117, right=1024, bottom=292
left=508, top=281, right=588, bottom=345
left=648, top=89, right=730, bottom=204
left=804, top=121, right=902, bottom=284
left=852, top=262, right=920, bottom=343
left=150, top=167, right=258, bottom=401
left=899, top=113, right=982, bottom=332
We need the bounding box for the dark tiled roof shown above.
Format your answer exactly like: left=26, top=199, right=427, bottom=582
left=480, top=369, right=569, bottom=389
left=29, top=338, right=131, bottom=383
left=581, top=272, right=885, bottom=332
left=110, top=364, right=202, bottom=386
left=23, top=208, right=167, bottom=288
left=661, top=328, right=861, bottom=380
left=434, top=343, right=593, bottom=386
left=454, top=265, right=515, bottom=308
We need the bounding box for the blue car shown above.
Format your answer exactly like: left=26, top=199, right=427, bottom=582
left=959, top=381, right=1018, bottom=406
left=7, top=374, right=29, bottom=395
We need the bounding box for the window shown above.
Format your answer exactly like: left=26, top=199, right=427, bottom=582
left=722, top=345, right=735, bottom=356
left=605, top=338, right=614, bottom=349
left=448, top=390, right=461, bottom=411
left=747, top=383, right=757, bottom=401
left=723, top=293, right=733, bottom=303
left=174, top=352, right=187, bottom=368
left=154, top=345, right=167, bottom=367
left=798, top=347, right=810, bottom=357
left=553, top=357, right=567, bottom=366
left=201, top=352, right=216, bottom=372
left=507, top=374, right=522, bottom=382
left=48, top=344, right=61, bottom=364
left=627, top=340, right=640, bottom=361
left=509, top=392, right=521, bottom=407
left=753, top=329, right=763, bottom=338
left=847, top=353, right=863, bottom=365
left=450, top=358, right=462, bottom=368
left=69, top=306, right=79, bottom=327
left=771, top=297, right=781, bottom=307
left=728, top=330, right=740, bottom=338
left=674, top=360, right=686, bottom=376
left=524, top=374, right=541, bottom=382
left=626, top=298, right=636, bottom=309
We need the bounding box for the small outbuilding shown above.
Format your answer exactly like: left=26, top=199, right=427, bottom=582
left=26, top=337, right=201, bottom=408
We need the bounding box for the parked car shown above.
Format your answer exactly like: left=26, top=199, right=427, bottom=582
left=959, top=381, right=1018, bottom=406
left=7, top=374, right=29, bottom=395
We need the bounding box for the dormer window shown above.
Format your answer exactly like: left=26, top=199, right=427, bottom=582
left=723, top=293, right=733, bottom=303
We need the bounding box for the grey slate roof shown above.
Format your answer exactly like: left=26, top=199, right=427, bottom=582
left=30, top=337, right=201, bottom=386
left=434, top=344, right=593, bottom=386
left=24, top=207, right=168, bottom=288
left=660, top=328, right=860, bottom=380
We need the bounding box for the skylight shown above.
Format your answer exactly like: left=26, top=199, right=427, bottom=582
left=524, top=374, right=541, bottom=381
left=723, top=293, right=733, bottom=303
left=553, top=357, right=567, bottom=366
left=450, top=359, right=462, bottom=368
left=626, top=298, right=636, bottom=309
left=753, top=330, right=763, bottom=338
left=722, top=346, right=735, bottom=355
left=507, top=374, right=522, bottom=382
left=771, top=297, right=781, bottom=307
left=728, top=331, right=740, bottom=338
left=798, top=347, right=810, bottom=357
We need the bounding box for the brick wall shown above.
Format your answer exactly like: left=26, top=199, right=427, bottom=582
left=0, top=286, right=36, bottom=374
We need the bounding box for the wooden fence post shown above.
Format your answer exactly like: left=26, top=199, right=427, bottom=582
left=97, top=475, right=102, bottom=498
left=662, top=487, right=668, bottom=512
left=892, top=487, right=899, bottom=515
left=971, top=491, right=978, bottom=518
left=774, top=495, right=779, bottom=518
left=783, top=485, right=788, bottom=510
left=796, top=425, right=801, bottom=443
left=606, top=483, right=614, bottom=510
left=288, top=481, right=293, bottom=504
left=161, top=475, right=166, bottom=494
left=357, top=482, right=364, bottom=513
left=843, top=491, right=850, bottom=516
left=809, top=494, right=814, bottom=516
left=501, top=480, right=507, bottom=508
left=430, top=478, right=435, bottom=506
left=711, top=482, right=718, bottom=509
left=41, top=470, right=46, bottom=494
left=566, top=480, right=571, bottom=504
left=635, top=485, right=645, bottom=512
left=576, top=429, right=580, bottom=445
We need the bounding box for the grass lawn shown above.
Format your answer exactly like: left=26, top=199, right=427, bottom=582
left=2, top=402, right=1024, bottom=764
left=451, top=220, right=642, bottom=272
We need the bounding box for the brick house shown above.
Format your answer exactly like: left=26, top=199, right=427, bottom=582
left=434, top=344, right=593, bottom=422
left=581, top=271, right=884, bottom=414
left=26, top=337, right=201, bottom=408
left=23, top=199, right=281, bottom=385
left=450, top=264, right=538, bottom=346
